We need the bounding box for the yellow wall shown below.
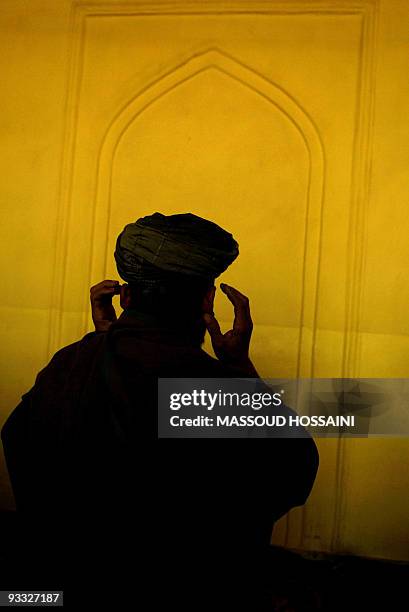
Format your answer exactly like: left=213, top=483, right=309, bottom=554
left=0, top=0, right=408, bottom=560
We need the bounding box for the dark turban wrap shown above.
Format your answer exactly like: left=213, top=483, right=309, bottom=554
left=114, top=212, right=239, bottom=283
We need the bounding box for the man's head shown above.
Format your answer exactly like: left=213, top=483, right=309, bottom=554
left=114, top=212, right=238, bottom=334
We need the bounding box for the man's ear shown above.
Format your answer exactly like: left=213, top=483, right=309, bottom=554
left=120, top=283, right=132, bottom=310
left=202, top=285, right=216, bottom=315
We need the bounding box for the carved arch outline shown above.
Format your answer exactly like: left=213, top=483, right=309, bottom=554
left=90, top=48, right=325, bottom=377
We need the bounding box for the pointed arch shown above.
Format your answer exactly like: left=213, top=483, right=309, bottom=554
left=91, top=48, right=325, bottom=376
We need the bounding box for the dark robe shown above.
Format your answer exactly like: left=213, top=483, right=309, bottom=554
left=1, top=309, right=318, bottom=608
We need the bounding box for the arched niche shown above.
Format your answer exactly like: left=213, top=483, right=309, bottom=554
left=91, top=49, right=324, bottom=376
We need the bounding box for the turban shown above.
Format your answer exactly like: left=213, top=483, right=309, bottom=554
left=114, top=212, right=239, bottom=283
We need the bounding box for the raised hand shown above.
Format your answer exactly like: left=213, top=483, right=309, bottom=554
left=90, top=279, right=121, bottom=332
left=203, top=283, right=258, bottom=375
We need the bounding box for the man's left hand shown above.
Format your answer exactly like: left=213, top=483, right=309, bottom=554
left=90, top=280, right=121, bottom=332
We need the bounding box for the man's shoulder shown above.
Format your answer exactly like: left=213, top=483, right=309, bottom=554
left=196, top=349, right=256, bottom=378
left=51, top=331, right=103, bottom=361
left=34, top=331, right=105, bottom=387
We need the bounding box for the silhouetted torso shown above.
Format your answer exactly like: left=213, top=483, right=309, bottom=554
left=2, top=309, right=318, bottom=608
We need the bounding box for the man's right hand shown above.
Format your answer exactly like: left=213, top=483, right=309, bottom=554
left=203, top=283, right=258, bottom=375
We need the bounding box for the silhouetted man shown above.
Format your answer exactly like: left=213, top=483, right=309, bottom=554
left=2, top=213, right=318, bottom=609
